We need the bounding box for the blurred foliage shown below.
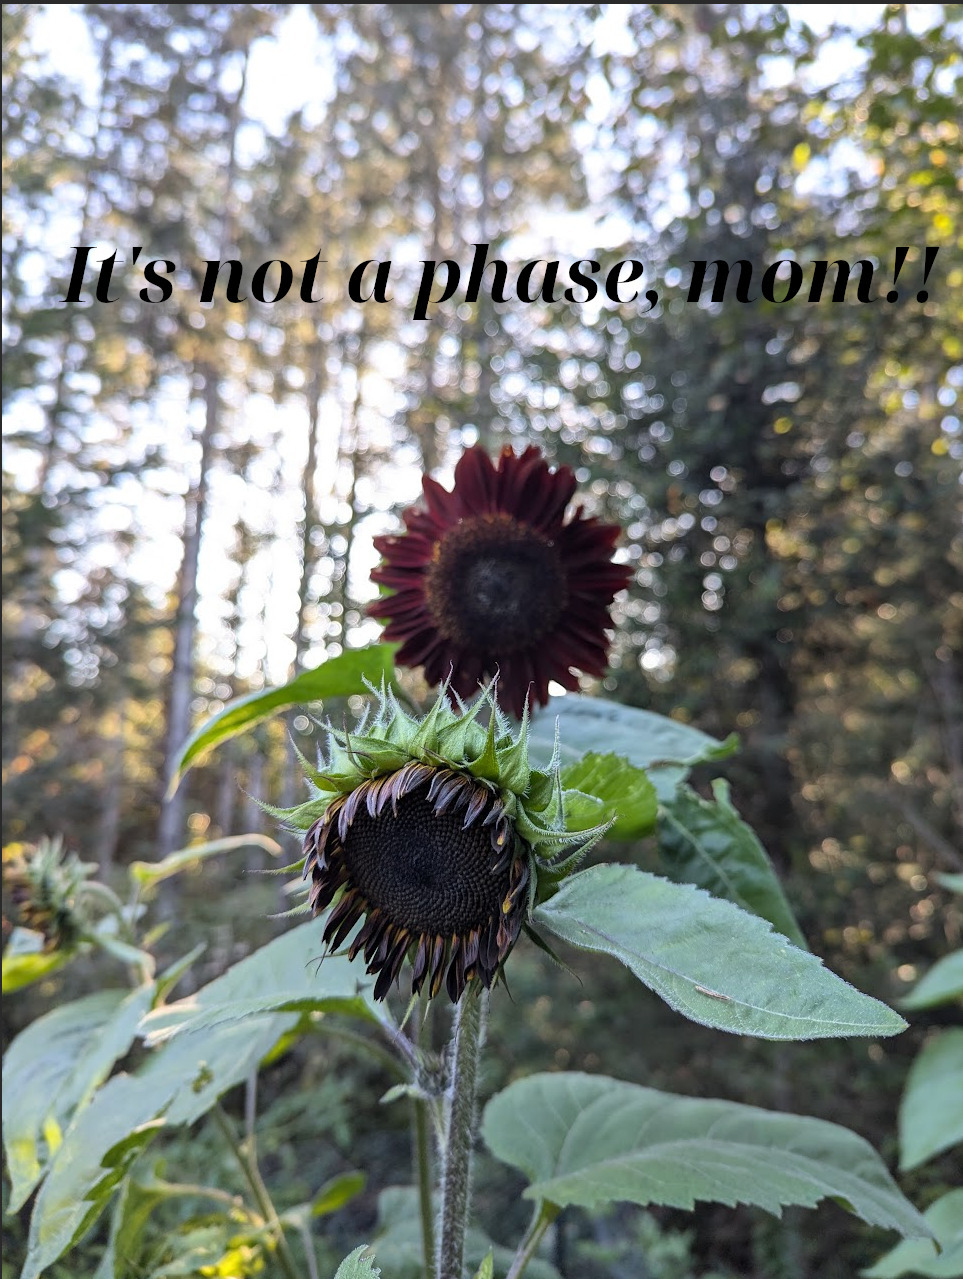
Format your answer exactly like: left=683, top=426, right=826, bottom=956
left=3, top=3, right=961, bottom=1277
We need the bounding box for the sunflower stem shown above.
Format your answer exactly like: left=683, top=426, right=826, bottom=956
left=409, top=1003, right=438, bottom=1279
left=213, top=1104, right=303, bottom=1279
left=505, top=1202, right=559, bottom=1279
left=413, top=1092, right=438, bottom=1279
left=437, top=988, right=487, bottom=1279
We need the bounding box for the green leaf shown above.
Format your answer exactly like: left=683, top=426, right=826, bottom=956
left=561, top=752, right=658, bottom=838
left=863, top=1189, right=963, bottom=1277
left=534, top=863, right=906, bottom=1040
left=901, top=951, right=963, bottom=1010
left=899, top=1029, right=963, bottom=1171
left=22, top=1008, right=293, bottom=1277
left=1, top=948, right=71, bottom=993
left=311, top=1170, right=367, bottom=1217
left=128, top=833, right=282, bottom=889
left=659, top=780, right=806, bottom=947
left=92, top=1172, right=169, bottom=1279
left=141, top=921, right=379, bottom=1045
left=155, top=942, right=206, bottom=1004
left=530, top=694, right=737, bottom=800
left=482, top=1072, right=931, bottom=1240
left=473, top=1250, right=495, bottom=1279
left=21, top=924, right=373, bottom=1275
left=169, top=643, right=396, bottom=792
left=2, top=985, right=153, bottom=1211
left=334, top=1245, right=382, bottom=1279
left=21, top=1074, right=167, bottom=1279
left=1, top=927, right=72, bottom=992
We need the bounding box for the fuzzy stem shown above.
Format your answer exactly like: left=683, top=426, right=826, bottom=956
left=437, top=989, right=486, bottom=1279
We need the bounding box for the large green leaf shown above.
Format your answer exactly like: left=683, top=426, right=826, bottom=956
left=659, top=780, right=806, bottom=948
left=2, top=985, right=153, bottom=1211
left=142, top=920, right=379, bottom=1045
left=534, top=864, right=905, bottom=1039
left=21, top=1012, right=292, bottom=1279
left=863, top=1189, right=963, bottom=1277
left=560, top=752, right=658, bottom=838
left=530, top=694, right=737, bottom=800
left=21, top=1074, right=168, bottom=1279
left=169, top=643, right=396, bottom=792
left=901, top=951, right=963, bottom=1011
left=482, top=1072, right=931, bottom=1240
left=898, top=1029, right=963, bottom=1171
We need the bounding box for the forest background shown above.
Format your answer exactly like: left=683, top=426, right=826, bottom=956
left=2, top=4, right=961, bottom=1278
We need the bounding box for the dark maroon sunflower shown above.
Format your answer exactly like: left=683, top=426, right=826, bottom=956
left=303, top=763, right=530, bottom=1002
left=368, top=444, right=631, bottom=718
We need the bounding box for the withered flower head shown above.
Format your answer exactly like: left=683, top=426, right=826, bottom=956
left=280, top=683, right=607, bottom=1003
left=367, top=445, right=631, bottom=718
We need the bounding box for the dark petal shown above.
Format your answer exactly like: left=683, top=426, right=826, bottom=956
left=371, top=534, right=436, bottom=567
left=490, top=846, right=513, bottom=876
left=411, top=935, right=430, bottom=991
left=431, top=772, right=473, bottom=817
left=349, top=907, right=384, bottom=961
left=338, top=786, right=368, bottom=840
left=370, top=929, right=410, bottom=999
left=479, top=918, right=501, bottom=974
left=452, top=445, right=498, bottom=515
left=463, top=927, right=480, bottom=969
left=428, top=935, right=448, bottom=998
left=393, top=628, right=451, bottom=668
left=307, top=818, right=340, bottom=873
left=369, top=585, right=432, bottom=616
left=302, top=819, right=324, bottom=877
left=422, top=473, right=461, bottom=525
left=497, top=912, right=519, bottom=956
left=366, top=773, right=393, bottom=818
left=324, top=892, right=366, bottom=950
left=309, top=865, right=346, bottom=915
left=490, top=813, right=512, bottom=855
left=373, top=934, right=407, bottom=1001
left=462, top=785, right=490, bottom=829
left=446, top=935, right=466, bottom=1002
left=482, top=795, right=506, bottom=827
left=426, top=768, right=459, bottom=804
left=503, top=446, right=576, bottom=533
left=394, top=760, right=435, bottom=803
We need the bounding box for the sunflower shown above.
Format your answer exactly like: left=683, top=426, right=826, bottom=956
left=282, top=683, right=607, bottom=1003
left=368, top=444, right=631, bottom=718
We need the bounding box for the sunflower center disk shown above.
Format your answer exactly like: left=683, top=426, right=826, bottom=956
left=341, top=785, right=511, bottom=936
left=425, top=514, right=568, bottom=653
